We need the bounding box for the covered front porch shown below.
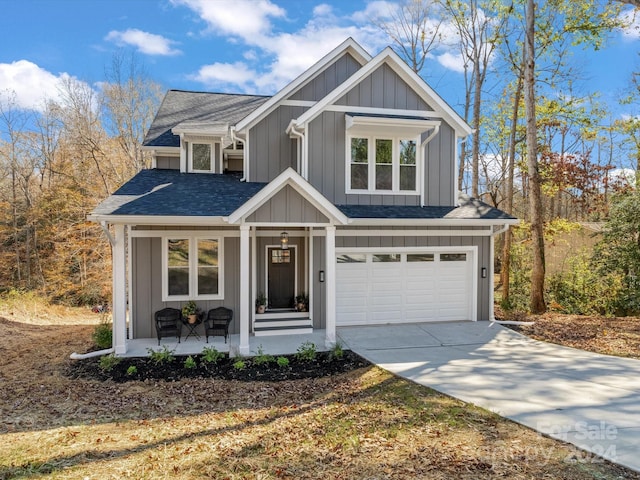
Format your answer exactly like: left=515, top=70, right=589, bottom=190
left=120, top=329, right=330, bottom=358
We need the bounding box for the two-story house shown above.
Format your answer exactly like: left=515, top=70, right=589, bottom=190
left=89, top=38, right=517, bottom=356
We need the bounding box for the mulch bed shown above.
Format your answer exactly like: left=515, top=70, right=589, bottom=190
left=66, top=349, right=370, bottom=383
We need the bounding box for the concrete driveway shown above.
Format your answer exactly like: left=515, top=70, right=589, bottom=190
left=338, top=321, right=640, bottom=473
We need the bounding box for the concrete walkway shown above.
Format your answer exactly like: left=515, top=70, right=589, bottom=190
left=338, top=321, right=640, bottom=473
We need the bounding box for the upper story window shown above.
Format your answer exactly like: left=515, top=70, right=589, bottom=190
left=348, top=135, right=418, bottom=193
left=189, top=142, right=214, bottom=172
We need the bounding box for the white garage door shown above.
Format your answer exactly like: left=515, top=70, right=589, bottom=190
left=336, top=250, right=474, bottom=326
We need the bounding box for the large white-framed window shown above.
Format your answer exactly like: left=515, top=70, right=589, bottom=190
left=162, top=236, right=223, bottom=301
left=189, top=142, right=215, bottom=173
left=347, top=134, right=419, bottom=194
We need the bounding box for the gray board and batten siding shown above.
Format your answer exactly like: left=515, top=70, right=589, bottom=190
left=289, top=52, right=363, bottom=102
left=245, top=185, right=330, bottom=224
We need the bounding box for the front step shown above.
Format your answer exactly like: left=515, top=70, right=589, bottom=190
left=254, top=314, right=313, bottom=336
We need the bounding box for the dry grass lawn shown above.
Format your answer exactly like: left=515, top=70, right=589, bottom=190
left=1, top=306, right=639, bottom=479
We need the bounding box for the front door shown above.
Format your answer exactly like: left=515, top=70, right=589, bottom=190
left=267, top=247, right=296, bottom=309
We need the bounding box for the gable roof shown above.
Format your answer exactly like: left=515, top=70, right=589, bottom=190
left=89, top=169, right=266, bottom=223
left=292, top=47, right=472, bottom=137
left=227, top=167, right=349, bottom=225
left=234, top=37, right=371, bottom=133
left=143, top=90, right=270, bottom=148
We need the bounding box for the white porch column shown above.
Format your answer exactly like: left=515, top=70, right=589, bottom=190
left=239, top=225, right=251, bottom=355
left=325, top=225, right=336, bottom=347
left=112, top=224, right=127, bottom=355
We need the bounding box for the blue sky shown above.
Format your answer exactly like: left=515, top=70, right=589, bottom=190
left=1, top=0, right=638, bottom=122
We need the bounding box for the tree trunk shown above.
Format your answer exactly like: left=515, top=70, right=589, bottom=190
left=525, top=0, right=546, bottom=314
left=472, top=60, right=482, bottom=198
left=501, top=73, right=523, bottom=304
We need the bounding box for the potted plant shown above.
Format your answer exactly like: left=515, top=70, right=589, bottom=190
left=182, top=300, right=198, bottom=324
left=295, top=293, right=308, bottom=312
left=256, top=293, right=267, bottom=314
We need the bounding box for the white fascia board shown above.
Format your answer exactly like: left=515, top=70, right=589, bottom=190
left=172, top=126, right=229, bottom=137
left=87, top=214, right=228, bottom=226
left=234, top=38, right=371, bottom=133
left=346, top=114, right=441, bottom=136
left=141, top=146, right=179, bottom=154
left=227, top=167, right=349, bottom=225
left=346, top=217, right=519, bottom=227
left=294, top=47, right=472, bottom=137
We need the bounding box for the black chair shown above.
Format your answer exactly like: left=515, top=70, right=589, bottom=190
left=205, top=307, right=233, bottom=343
left=154, top=307, right=182, bottom=345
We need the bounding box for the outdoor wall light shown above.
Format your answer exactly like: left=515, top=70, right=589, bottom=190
left=481, top=267, right=487, bottom=278
left=319, top=270, right=325, bottom=283
left=280, top=231, right=289, bottom=250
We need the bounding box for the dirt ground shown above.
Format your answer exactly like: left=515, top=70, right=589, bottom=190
left=1, top=312, right=640, bottom=479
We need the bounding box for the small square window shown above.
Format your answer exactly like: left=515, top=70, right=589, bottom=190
left=407, top=253, right=434, bottom=262
left=441, top=253, right=467, bottom=262
left=192, top=143, right=212, bottom=171
left=373, top=254, right=401, bottom=262
left=272, top=249, right=291, bottom=264
left=337, top=254, right=366, bottom=263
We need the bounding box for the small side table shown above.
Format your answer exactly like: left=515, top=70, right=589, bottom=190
left=182, top=314, right=203, bottom=341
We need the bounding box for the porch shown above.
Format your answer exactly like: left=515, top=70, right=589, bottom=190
left=121, top=329, right=330, bottom=358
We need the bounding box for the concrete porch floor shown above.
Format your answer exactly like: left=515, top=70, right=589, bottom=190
left=121, top=329, right=330, bottom=358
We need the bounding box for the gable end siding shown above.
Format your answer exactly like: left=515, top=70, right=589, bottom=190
left=289, top=53, right=362, bottom=102
left=335, top=63, right=432, bottom=110
left=245, top=184, right=331, bottom=223
left=249, top=105, right=306, bottom=182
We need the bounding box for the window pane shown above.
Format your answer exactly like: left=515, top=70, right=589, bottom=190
left=198, top=267, right=218, bottom=295
left=351, top=164, right=368, bottom=189
left=373, top=254, right=400, bottom=262
left=407, top=253, right=434, bottom=262
left=400, top=165, right=416, bottom=191
left=376, top=164, right=392, bottom=190
left=441, top=253, right=467, bottom=261
left=168, top=268, right=189, bottom=296
left=271, top=249, right=291, bottom=264
left=198, top=239, right=218, bottom=267
left=168, top=239, right=189, bottom=267
left=351, top=137, right=368, bottom=163
left=193, top=143, right=211, bottom=171
left=337, top=254, right=366, bottom=263
left=399, top=140, right=416, bottom=165
left=375, top=139, right=392, bottom=164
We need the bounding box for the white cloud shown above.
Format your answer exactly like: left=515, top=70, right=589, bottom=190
left=170, top=0, right=285, bottom=42
left=0, top=60, right=74, bottom=111
left=350, top=1, right=396, bottom=23
left=313, top=4, right=333, bottom=16
left=620, top=7, right=640, bottom=41
left=190, top=61, right=256, bottom=89
left=436, top=51, right=466, bottom=74
left=105, top=29, right=181, bottom=56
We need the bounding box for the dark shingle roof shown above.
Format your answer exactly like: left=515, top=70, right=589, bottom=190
left=337, top=194, right=516, bottom=220
left=92, top=169, right=266, bottom=217
left=143, top=90, right=270, bottom=148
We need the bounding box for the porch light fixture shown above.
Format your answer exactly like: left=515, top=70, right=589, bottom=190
left=280, top=231, right=289, bottom=250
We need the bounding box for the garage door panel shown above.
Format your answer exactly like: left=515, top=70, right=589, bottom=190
left=336, top=251, right=473, bottom=326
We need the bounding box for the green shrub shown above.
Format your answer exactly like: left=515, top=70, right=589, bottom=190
left=184, top=355, right=197, bottom=369
left=201, top=346, right=224, bottom=364
left=126, top=365, right=138, bottom=376
left=233, top=359, right=247, bottom=370
left=276, top=356, right=289, bottom=368
left=252, top=345, right=274, bottom=365
left=92, top=321, right=112, bottom=349
left=98, top=353, right=120, bottom=372
left=295, top=341, right=317, bottom=362
left=329, top=342, right=344, bottom=360
left=147, top=346, right=175, bottom=364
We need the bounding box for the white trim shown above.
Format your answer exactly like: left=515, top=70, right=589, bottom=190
left=325, top=226, right=336, bottom=346
left=126, top=225, right=133, bottom=339
left=161, top=235, right=224, bottom=302
left=490, top=234, right=496, bottom=321
left=251, top=228, right=257, bottom=332
left=334, top=228, right=493, bottom=237
left=308, top=228, right=314, bottom=324
left=346, top=218, right=519, bottom=227
left=293, top=47, right=472, bottom=137
left=112, top=224, right=127, bottom=354
left=141, top=146, right=179, bottom=154
left=346, top=115, right=440, bottom=132
left=130, top=229, right=238, bottom=238
left=281, top=100, right=316, bottom=107
left=264, top=245, right=298, bottom=309
left=327, top=105, right=439, bottom=117
left=239, top=225, right=250, bottom=355
left=227, top=167, right=349, bottom=225
left=88, top=215, right=229, bottom=225
left=235, top=38, right=371, bottom=133
left=179, top=134, right=187, bottom=173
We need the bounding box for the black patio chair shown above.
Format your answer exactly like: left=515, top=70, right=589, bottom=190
left=205, top=307, right=233, bottom=343
left=154, top=307, right=182, bottom=345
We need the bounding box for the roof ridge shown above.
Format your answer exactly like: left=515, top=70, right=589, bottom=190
left=168, top=89, right=271, bottom=98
